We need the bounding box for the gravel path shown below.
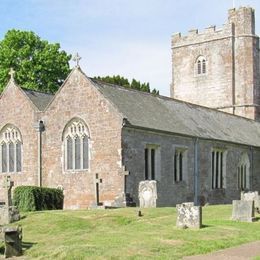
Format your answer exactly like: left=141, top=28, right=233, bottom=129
left=183, top=241, right=260, bottom=260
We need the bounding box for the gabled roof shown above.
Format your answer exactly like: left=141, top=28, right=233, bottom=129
left=21, top=88, right=54, bottom=111
left=90, top=78, right=260, bottom=148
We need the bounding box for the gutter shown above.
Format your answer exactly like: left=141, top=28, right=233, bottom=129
left=34, top=120, right=45, bottom=187
left=194, top=138, right=199, bottom=206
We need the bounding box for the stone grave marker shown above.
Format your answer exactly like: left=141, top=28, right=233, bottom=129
left=232, top=200, right=255, bottom=222
left=176, top=202, right=202, bottom=229
left=241, top=191, right=260, bottom=212
left=138, top=180, right=157, bottom=208
left=0, top=176, right=20, bottom=225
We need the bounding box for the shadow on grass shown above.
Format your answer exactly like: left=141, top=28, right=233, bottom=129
left=254, top=217, right=260, bottom=222
left=201, top=224, right=213, bottom=228
left=22, top=241, right=37, bottom=250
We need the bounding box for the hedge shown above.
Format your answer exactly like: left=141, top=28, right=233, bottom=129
left=13, top=186, right=64, bottom=211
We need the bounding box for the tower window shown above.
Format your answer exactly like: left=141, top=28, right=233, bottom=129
left=196, top=56, right=207, bottom=75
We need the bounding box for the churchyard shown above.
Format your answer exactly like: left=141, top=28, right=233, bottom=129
left=0, top=178, right=259, bottom=258
left=0, top=205, right=257, bottom=259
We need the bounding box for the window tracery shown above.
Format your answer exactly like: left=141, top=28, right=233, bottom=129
left=63, top=119, right=89, bottom=171
left=237, top=153, right=250, bottom=190
left=0, top=125, right=22, bottom=173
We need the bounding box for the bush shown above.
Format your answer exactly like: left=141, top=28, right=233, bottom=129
left=13, top=186, right=64, bottom=211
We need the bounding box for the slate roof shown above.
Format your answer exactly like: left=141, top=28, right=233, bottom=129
left=90, top=78, right=260, bottom=148
left=22, top=88, right=54, bottom=111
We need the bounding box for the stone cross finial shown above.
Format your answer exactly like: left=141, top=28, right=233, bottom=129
left=3, top=176, right=14, bottom=207
left=73, top=53, right=81, bottom=68
left=9, top=68, right=15, bottom=81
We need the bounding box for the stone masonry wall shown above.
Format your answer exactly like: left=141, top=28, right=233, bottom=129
left=122, top=127, right=259, bottom=206
left=0, top=81, right=39, bottom=200
left=42, top=69, right=126, bottom=209
left=171, top=7, right=260, bottom=121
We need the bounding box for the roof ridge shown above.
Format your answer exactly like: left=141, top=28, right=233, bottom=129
left=21, top=87, right=54, bottom=96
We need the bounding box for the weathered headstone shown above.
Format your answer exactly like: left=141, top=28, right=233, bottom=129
left=176, top=202, right=202, bottom=229
left=138, top=180, right=157, bottom=208
left=241, top=191, right=260, bottom=211
left=232, top=200, right=255, bottom=222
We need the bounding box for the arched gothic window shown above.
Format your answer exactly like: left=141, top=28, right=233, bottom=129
left=0, top=125, right=22, bottom=173
left=63, top=119, right=89, bottom=171
left=196, top=56, right=206, bottom=75
left=237, top=153, right=250, bottom=190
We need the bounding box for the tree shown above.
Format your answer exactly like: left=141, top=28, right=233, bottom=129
left=94, top=75, right=159, bottom=95
left=0, top=29, right=71, bottom=93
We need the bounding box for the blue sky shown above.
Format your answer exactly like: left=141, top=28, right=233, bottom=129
left=0, top=0, right=260, bottom=95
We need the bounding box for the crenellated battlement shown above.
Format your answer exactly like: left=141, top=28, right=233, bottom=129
left=172, top=6, right=256, bottom=48
left=172, top=23, right=231, bottom=48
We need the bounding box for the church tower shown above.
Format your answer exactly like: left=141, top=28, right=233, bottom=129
left=171, top=7, right=260, bottom=121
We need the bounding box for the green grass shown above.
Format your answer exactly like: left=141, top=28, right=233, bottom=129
left=6, top=205, right=260, bottom=259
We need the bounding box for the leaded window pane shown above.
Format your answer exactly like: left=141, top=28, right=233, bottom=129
left=83, top=136, right=89, bottom=169
left=151, top=149, right=155, bottom=180
left=16, top=142, right=22, bottom=172
left=64, top=120, right=90, bottom=171
left=202, top=60, right=206, bottom=73
left=9, top=142, right=14, bottom=172
left=174, top=153, right=177, bottom=182
left=144, top=148, right=148, bottom=180
left=2, top=143, right=7, bottom=172
left=67, top=137, right=73, bottom=170
left=75, top=136, right=81, bottom=170
left=179, top=152, right=183, bottom=181
left=197, top=60, right=201, bottom=74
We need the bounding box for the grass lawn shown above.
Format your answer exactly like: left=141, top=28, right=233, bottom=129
left=5, top=205, right=260, bottom=259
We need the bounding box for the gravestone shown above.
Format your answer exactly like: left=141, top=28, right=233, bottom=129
left=176, top=202, right=202, bottom=229
left=95, top=174, right=103, bottom=206
left=138, top=180, right=157, bottom=208
left=241, top=191, right=260, bottom=211
left=232, top=200, right=255, bottom=222
left=0, top=176, right=20, bottom=225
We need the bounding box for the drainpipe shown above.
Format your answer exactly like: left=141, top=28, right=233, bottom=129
left=250, top=146, right=254, bottom=190
left=194, top=138, right=199, bottom=206
left=34, top=120, right=45, bottom=187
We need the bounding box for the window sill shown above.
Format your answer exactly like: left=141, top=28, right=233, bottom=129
left=195, top=74, right=207, bottom=78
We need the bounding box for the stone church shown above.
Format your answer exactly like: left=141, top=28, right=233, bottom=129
left=0, top=6, right=260, bottom=209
